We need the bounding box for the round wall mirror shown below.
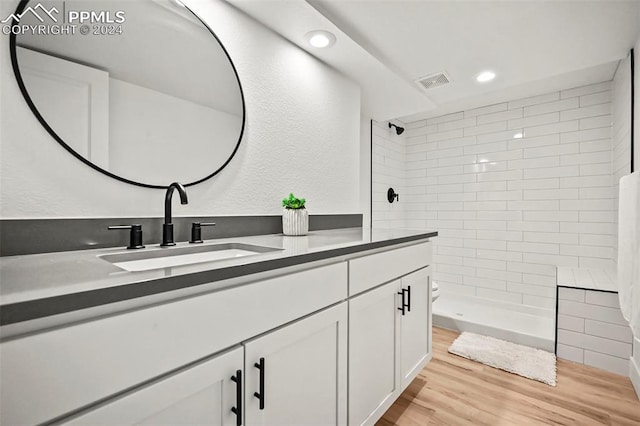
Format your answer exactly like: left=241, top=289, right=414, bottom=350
left=9, top=0, right=245, bottom=188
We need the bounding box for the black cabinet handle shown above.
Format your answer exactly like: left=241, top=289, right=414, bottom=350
left=398, top=289, right=406, bottom=316
left=254, top=357, right=265, bottom=410
left=406, top=285, right=411, bottom=312
left=230, top=369, right=242, bottom=426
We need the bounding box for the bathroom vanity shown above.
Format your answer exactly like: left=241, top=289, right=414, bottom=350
left=0, top=227, right=436, bottom=426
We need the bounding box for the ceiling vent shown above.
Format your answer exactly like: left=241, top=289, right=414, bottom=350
left=415, top=72, right=451, bottom=91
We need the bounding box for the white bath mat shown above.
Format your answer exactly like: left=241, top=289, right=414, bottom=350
left=448, top=332, right=557, bottom=386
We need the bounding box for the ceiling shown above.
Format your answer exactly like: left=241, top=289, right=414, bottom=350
left=229, top=0, right=640, bottom=122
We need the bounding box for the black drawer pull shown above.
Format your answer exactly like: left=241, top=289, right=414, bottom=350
left=254, top=357, right=265, bottom=410
left=230, top=369, right=242, bottom=426
left=406, top=285, right=411, bottom=312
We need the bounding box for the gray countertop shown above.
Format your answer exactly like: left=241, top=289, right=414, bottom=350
left=0, top=227, right=437, bottom=325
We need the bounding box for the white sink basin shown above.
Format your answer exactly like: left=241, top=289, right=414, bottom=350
left=100, top=243, right=282, bottom=272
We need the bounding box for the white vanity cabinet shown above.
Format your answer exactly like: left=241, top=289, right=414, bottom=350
left=64, top=347, right=244, bottom=426
left=64, top=302, right=348, bottom=426
left=0, top=238, right=434, bottom=426
left=348, top=279, right=401, bottom=426
left=0, top=263, right=347, bottom=426
left=399, top=267, right=432, bottom=390
left=244, top=302, right=348, bottom=426
left=347, top=242, right=432, bottom=426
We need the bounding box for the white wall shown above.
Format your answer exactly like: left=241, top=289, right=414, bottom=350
left=374, top=82, right=615, bottom=310
left=0, top=0, right=361, bottom=218
left=612, top=53, right=633, bottom=263
left=109, top=78, right=242, bottom=185
left=371, top=121, right=406, bottom=229
left=360, top=117, right=372, bottom=227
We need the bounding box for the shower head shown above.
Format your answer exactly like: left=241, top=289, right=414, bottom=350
left=388, top=122, right=405, bottom=135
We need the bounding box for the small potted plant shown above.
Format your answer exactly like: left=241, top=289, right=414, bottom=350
left=282, top=193, right=308, bottom=236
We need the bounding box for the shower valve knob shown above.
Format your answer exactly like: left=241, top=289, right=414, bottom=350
left=387, top=188, right=399, bottom=203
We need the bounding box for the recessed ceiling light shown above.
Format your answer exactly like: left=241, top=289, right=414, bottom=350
left=306, top=30, right=336, bottom=48
left=476, top=71, right=496, bottom=83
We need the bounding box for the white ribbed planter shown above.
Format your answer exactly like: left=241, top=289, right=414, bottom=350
left=282, top=209, right=309, bottom=236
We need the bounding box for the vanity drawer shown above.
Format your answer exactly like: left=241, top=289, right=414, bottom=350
left=349, top=241, right=432, bottom=296
left=0, top=262, right=347, bottom=426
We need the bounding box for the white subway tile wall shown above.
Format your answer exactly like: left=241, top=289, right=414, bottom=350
left=395, top=82, right=614, bottom=309
left=557, top=287, right=632, bottom=375
left=372, top=122, right=407, bottom=229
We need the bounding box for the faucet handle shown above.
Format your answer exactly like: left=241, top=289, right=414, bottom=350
left=108, top=224, right=145, bottom=249
left=190, top=222, right=216, bottom=244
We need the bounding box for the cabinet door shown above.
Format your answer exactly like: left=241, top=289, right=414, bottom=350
left=244, top=303, right=347, bottom=426
left=400, top=266, right=432, bottom=390
left=63, top=347, right=243, bottom=426
left=348, top=280, right=401, bottom=426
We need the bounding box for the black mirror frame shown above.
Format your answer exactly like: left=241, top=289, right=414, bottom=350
left=8, top=0, right=246, bottom=189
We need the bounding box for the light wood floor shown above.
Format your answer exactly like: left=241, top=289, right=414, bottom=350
left=378, top=327, right=640, bottom=425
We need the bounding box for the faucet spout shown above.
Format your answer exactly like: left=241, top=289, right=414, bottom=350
left=164, top=182, right=188, bottom=224
left=161, top=182, right=188, bottom=246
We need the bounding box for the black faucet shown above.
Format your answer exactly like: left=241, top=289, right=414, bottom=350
left=161, top=182, right=188, bottom=246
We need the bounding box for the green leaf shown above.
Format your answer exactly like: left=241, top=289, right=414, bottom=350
left=282, top=193, right=307, bottom=209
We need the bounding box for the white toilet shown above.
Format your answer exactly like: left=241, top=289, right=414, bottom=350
left=432, top=280, right=440, bottom=302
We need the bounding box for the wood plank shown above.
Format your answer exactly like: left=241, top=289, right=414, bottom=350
left=378, top=327, right=640, bottom=425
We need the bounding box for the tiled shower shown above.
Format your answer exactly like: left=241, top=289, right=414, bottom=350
left=372, top=56, right=634, bottom=355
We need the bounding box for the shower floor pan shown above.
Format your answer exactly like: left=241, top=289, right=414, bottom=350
left=433, top=293, right=555, bottom=352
